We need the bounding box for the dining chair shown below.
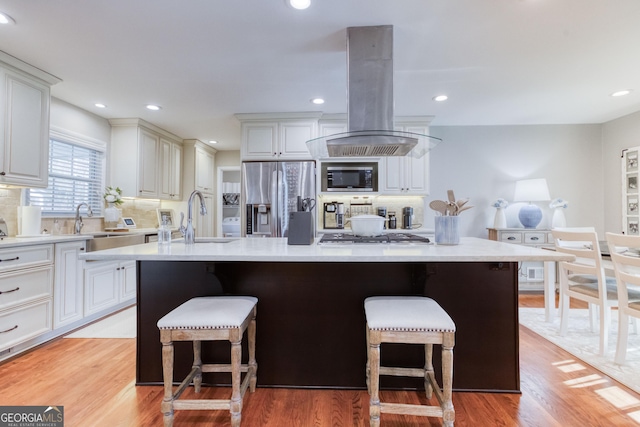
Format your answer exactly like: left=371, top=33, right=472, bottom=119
left=604, top=232, right=640, bottom=364
left=551, top=228, right=618, bottom=356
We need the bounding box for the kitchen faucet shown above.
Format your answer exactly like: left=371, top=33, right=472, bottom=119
left=180, top=190, right=207, bottom=244
left=74, top=202, right=93, bottom=234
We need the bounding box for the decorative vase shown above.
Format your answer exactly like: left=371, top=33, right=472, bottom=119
left=104, top=202, right=121, bottom=228
left=493, top=207, right=507, bottom=228
left=551, top=207, right=567, bottom=229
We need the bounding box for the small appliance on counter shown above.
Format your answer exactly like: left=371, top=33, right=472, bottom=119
left=323, top=202, right=345, bottom=229
left=402, top=207, right=413, bottom=229
left=377, top=207, right=387, bottom=229
left=388, top=211, right=396, bottom=229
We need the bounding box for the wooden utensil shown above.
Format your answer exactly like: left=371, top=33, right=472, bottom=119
left=447, top=190, right=456, bottom=204
left=429, top=200, right=449, bottom=216
left=456, top=205, right=474, bottom=214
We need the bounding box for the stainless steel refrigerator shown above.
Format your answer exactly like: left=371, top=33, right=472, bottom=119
left=242, top=161, right=316, bottom=237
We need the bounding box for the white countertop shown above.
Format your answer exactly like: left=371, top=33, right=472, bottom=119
left=0, top=227, right=166, bottom=248
left=0, top=234, right=92, bottom=248
left=79, top=237, right=572, bottom=263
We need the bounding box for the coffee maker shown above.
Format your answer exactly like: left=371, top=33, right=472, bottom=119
left=323, top=202, right=345, bottom=229
left=402, top=207, right=413, bottom=229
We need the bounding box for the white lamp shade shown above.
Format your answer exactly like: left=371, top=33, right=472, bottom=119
left=513, top=178, right=550, bottom=202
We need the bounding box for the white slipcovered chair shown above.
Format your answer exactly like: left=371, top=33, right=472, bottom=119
left=551, top=228, right=617, bottom=356
left=605, top=232, right=640, bottom=364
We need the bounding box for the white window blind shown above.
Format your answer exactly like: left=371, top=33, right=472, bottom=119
left=27, top=139, right=104, bottom=216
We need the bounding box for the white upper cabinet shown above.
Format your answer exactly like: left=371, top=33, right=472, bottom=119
left=183, top=140, right=216, bottom=237
left=159, top=137, right=183, bottom=200
left=0, top=53, right=60, bottom=188
left=380, top=120, right=432, bottom=195
left=195, top=146, right=215, bottom=193
left=237, top=113, right=320, bottom=160
left=109, top=118, right=183, bottom=200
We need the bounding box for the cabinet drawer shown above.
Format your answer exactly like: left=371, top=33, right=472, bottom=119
left=524, top=232, right=546, bottom=245
left=0, top=245, right=54, bottom=272
left=0, top=266, right=53, bottom=310
left=499, top=232, right=522, bottom=244
left=0, top=299, right=52, bottom=351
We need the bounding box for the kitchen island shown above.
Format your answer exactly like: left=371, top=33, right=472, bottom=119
left=81, top=237, right=571, bottom=393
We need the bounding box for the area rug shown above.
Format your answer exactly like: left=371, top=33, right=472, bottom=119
left=519, top=307, right=640, bottom=393
left=65, top=306, right=136, bottom=339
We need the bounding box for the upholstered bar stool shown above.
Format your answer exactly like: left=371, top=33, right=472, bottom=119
left=364, top=296, right=456, bottom=427
left=157, top=296, right=258, bottom=427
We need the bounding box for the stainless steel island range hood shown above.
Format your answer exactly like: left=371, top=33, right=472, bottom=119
left=306, top=25, right=441, bottom=158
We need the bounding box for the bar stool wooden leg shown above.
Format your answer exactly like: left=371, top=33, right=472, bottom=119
left=160, top=331, right=175, bottom=427
left=424, top=343, right=434, bottom=399
left=230, top=331, right=243, bottom=427
left=365, top=324, right=371, bottom=394
left=368, top=329, right=381, bottom=427
left=248, top=311, right=258, bottom=393
left=193, top=340, right=202, bottom=393
left=442, top=333, right=455, bottom=427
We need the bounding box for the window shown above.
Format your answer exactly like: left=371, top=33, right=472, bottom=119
left=27, top=138, right=104, bottom=216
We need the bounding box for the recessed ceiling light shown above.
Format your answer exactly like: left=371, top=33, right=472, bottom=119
left=288, top=0, right=311, bottom=10
left=146, top=104, right=161, bottom=111
left=433, top=95, right=448, bottom=102
left=95, top=103, right=106, bottom=108
left=0, top=12, right=15, bottom=25
left=208, top=140, right=218, bottom=145
left=311, top=98, right=325, bottom=105
left=611, top=90, right=632, bottom=97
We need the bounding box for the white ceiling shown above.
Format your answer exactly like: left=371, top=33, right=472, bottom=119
left=1, top=0, right=639, bottom=150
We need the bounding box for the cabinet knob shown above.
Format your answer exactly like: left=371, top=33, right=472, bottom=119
left=80, top=248, right=85, bottom=251
left=0, top=172, right=5, bottom=176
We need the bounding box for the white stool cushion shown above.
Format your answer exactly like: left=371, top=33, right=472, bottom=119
left=157, top=296, right=258, bottom=330
left=365, top=296, right=455, bottom=332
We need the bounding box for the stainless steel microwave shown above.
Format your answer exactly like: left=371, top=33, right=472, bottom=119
left=321, top=162, right=378, bottom=192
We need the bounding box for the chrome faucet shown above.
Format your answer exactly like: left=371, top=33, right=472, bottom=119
left=180, top=190, right=207, bottom=244
left=74, top=203, right=93, bottom=234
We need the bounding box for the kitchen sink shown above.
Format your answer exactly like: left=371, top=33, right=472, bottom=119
left=86, top=233, right=146, bottom=252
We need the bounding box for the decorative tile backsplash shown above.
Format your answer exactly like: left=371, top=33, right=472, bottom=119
left=0, top=189, right=170, bottom=236
left=316, top=194, right=426, bottom=229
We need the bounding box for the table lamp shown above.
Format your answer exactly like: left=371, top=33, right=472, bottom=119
left=513, top=178, right=550, bottom=229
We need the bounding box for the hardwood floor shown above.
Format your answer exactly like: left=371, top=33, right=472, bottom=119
left=0, top=294, right=639, bottom=426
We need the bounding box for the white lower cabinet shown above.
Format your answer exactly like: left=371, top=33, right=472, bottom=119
left=84, top=260, right=136, bottom=316
left=0, top=244, right=54, bottom=352
left=120, top=261, right=136, bottom=301
left=0, top=300, right=52, bottom=351
left=53, top=241, right=86, bottom=328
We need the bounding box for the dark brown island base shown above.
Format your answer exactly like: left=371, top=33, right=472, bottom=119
left=79, top=237, right=570, bottom=393
left=136, top=260, right=520, bottom=392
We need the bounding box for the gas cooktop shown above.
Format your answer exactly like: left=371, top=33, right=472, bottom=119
left=318, top=233, right=431, bottom=244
